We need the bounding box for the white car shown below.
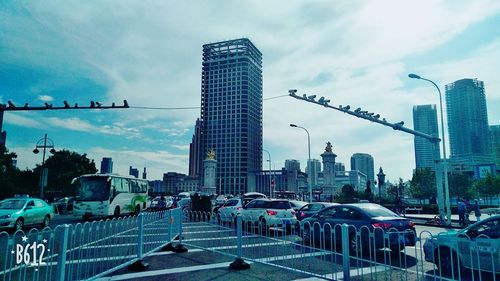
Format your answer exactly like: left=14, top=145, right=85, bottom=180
left=239, top=198, right=298, bottom=233
left=218, top=198, right=244, bottom=223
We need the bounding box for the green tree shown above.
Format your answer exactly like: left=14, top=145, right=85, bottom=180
left=409, top=168, right=436, bottom=199
left=336, top=184, right=357, bottom=203
left=448, top=173, right=475, bottom=199
left=34, top=150, right=97, bottom=198
left=0, top=145, right=19, bottom=198
left=473, top=174, right=500, bottom=205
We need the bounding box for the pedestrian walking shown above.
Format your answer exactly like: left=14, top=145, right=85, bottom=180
left=158, top=196, right=167, bottom=210
left=473, top=199, right=481, bottom=222
left=457, top=199, right=466, bottom=227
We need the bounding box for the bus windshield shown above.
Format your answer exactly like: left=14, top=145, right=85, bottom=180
left=76, top=177, right=110, bottom=201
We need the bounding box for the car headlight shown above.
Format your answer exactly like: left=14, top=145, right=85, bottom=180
left=0, top=214, right=12, bottom=219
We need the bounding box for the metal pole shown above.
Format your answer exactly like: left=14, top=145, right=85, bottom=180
left=56, top=225, right=70, bottom=281
left=417, top=76, right=451, bottom=225
left=263, top=149, right=272, bottom=198
left=291, top=125, right=313, bottom=203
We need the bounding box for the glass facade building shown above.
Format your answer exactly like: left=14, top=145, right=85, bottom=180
left=350, top=153, right=374, bottom=186
left=413, top=104, right=440, bottom=170
left=200, top=38, right=263, bottom=195
left=445, top=79, right=491, bottom=158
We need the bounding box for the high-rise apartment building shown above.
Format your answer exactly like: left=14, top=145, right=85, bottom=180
left=200, top=38, right=263, bottom=195
left=0, top=110, right=5, bottom=147
left=445, top=79, right=493, bottom=168
left=446, top=79, right=490, bottom=156
left=189, top=118, right=202, bottom=178
left=490, top=125, right=500, bottom=169
left=100, top=157, right=113, bottom=174
left=285, top=160, right=301, bottom=172
left=350, top=153, right=374, bottom=185
left=413, top=105, right=440, bottom=170
left=307, top=159, right=321, bottom=187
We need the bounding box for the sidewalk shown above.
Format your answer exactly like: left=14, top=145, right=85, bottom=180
left=402, top=213, right=491, bottom=229
left=96, top=248, right=320, bottom=281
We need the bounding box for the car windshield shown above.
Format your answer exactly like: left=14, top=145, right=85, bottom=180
left=76, top=177, right=110, bottom=201
left=269, top=201, right=292, bottom=209
left=224, top=199, right=239, bottom=207
left=361, top=205, right=399, bottom=217
left=0, top=199, right=26, bottom=209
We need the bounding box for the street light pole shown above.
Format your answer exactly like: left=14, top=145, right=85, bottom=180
left=290, top=124, right=312, bottom=203
left=263, top=149, right=272, bottom=198
left=409, top=73, right=451, bottom=225
left=33, top=134, right=56, bottom=199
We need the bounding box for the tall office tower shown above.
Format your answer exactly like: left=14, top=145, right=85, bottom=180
left=129, top=166, right=139, bottom=178
left=306, top=159, right=322, bottom=187
left=0, top=110, right=5, bottom=147
left=189, top=118, right=202, bottom=177
left=334, top=162, right=345, bottom=173
left=200, top=38, right=263, bottom=195
left=350, top=153, right=374, bottom=185
left=490, top=125, right=500, bottom=169
left=413, top=105, right=440, bottom=170
left=285, top=159, right=301, bottom=172
left=100, top=157, right=113, bottom=174
left=445, top=79, right=493, bottom=168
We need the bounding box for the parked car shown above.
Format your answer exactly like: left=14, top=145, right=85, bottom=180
left=0, top=198, right=55, bottom=231
left=300, top=203, right=416, bottom=254
left=239, top=198, right=298, bottom=233
left=53, top=197, right=75, bottom=214
left=218, top=198, right=244, bottom=223
left=296, top=202, right=339, bottom=221
left=242, top=192, right=267, bottom=199
left=288, top=200, right=308, bottom=212
left=423, top=214, right=500, bottom=277
left=215, top=195, right=228, bottom=206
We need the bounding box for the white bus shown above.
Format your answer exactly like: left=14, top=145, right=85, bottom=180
left=72, top=174, right=149, bottom=220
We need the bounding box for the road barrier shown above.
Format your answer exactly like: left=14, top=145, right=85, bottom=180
left=0, top=208, right=182, bottom=281
left=182, top=210, right=500, bottom=281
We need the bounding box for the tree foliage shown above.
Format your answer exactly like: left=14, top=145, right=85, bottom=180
left=448, top=173, right=475, bottom=199
left=409, top=168, right=436, bottom=199
left=33, top=150, right=97, bottom=199
left=0, top=145, right=19, bottom=198
left=335, top=184, right=357, bottom=203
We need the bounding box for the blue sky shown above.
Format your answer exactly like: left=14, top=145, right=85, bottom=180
left=1, top=1, right=499, bottom=182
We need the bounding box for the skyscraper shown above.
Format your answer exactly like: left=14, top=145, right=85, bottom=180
left=0, top=110, right=5, bottom=147
left=200, top=38, right=263, bottom=195
left=350, top=153, right=374, bottom=186
left=445, top=79, right=493, bottom=167
left=413, top=105, right=440, bottom=170
left=285, top=160, right=301, bottom=172
left=490, top=125, right=500, bottom=170
left=306, top=159, right=321, bottom=187
left=100, top=157, right=113, bottom=174
left=189, top=118, right=202, bottom=178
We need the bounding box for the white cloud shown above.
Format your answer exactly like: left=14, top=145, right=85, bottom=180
left=38, top=95, right=53, bottom=102
left=2, top=1, right=499, bottom=182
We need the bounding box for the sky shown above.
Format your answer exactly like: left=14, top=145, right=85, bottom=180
left=1, top=1, right=500, bottom=183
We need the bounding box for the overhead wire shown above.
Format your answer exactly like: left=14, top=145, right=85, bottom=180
left=127, top=94, right=288, bottom=110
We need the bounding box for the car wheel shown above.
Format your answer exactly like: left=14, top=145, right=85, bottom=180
left=41, top=215, right=50, bottom=228
left=82, top=215, right=91, bottom=221
left=349, top=234, right=361, bottom=256
left=113, top=206, right=120, bottom=218
left=437, top=247, right=460, bottom=277
left=14, top=218, right=24, bottom=231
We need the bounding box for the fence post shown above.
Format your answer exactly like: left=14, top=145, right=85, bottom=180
left=128, top=213, right=149, bottom=271
left=161, top=209, right=176, bottom=252
left=173, top=208, right=187, bottom=253
left=56, top=224, right=69, bottom=281
left=341, top=223, right=350, bottom=281
left=229, top=214, right=250, bottom=270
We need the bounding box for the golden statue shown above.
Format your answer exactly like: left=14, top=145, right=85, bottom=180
left=325, top=141, right=333, bottom=152
left=206, top=149, right=216, bottom=160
